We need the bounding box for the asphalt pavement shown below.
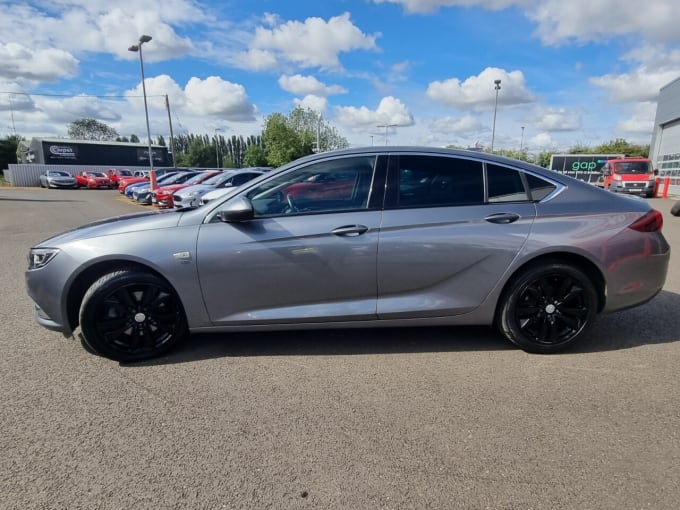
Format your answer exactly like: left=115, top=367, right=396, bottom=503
left=1, top=188, right=679, bottom=509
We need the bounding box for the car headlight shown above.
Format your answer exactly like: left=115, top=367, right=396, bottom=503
left=28, top=248, right=60, bottom=269
left=613, top=174, right=622, bottom=181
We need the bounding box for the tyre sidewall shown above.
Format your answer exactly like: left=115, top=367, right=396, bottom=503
left=79, top=269, right=187, bottom=362
left=499, top=263, right=597, bottom=354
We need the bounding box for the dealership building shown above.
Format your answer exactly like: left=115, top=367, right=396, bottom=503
left=649, top=77, right=680, bottom=195
left=6, top=138, right=170, bottom=187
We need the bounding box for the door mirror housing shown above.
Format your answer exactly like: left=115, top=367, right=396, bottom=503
left=215, top=196, right=254, bottom=222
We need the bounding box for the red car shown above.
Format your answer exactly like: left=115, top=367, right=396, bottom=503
left=152, top=171, right=222, bottom=208
left=105, top=168, right=134, bottom=185
left=76, top=171, right=114, bottom=189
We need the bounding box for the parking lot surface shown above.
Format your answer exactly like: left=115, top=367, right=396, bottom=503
left=1, top=188, right=679, bottom=509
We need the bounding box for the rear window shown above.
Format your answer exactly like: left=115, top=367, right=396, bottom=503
left=486, top=164, right=529, bottom=202
left=525, top=174, right=557, bottom=201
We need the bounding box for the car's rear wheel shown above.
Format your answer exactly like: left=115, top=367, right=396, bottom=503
left=671, top=200, right=680, bottom=217
left=79, top=269, right=187, bottom=362
left=498, top=262, right=597, bottom=354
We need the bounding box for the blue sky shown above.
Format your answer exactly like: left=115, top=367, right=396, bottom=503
left=1, top=0, right=679, bottom=153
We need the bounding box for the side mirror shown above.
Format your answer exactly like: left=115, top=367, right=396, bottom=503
left=216, top=196, right=254, bottom=223
left=654, top=169, right=659, bottom=176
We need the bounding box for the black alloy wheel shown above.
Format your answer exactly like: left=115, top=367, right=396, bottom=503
left=79, top=269, right=187, bottom=362
left=499, top=262, right=597, bottom=353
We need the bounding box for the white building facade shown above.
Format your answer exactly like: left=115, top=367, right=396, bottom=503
left=649, top=77, right=680, bottom=196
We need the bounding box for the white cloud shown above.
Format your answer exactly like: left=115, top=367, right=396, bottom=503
left=278, top=75, right=347, bottom=96
left=528, top=107, right=582, bottom=131
left=527, top=132, right=556, bottom=151
left=335, top=96, right=414, bottom=128
left=429, top=115, right=483, bottom=134
left=294, top=95, right=329, bottom=113
left=589, top=44, right=680, bottom=103
left=0, top=3, right=198, bottom=64
left=184, top=77, right=257, bottom=121
left=528, top=0, right=678, bottom=45
left=616, top=102, right=657, bottom=134
left=237, top=49, right=279, bottom=71
left=37, top=95, right=122, bottom=123
left=426, top=67, right=536, bottom=111
left=249, top=13, right=379, bottom=69
left=371, top=0, right=518, bottom=14
left=0, top=43, right=78, bottom=81
left=124, top=75, right=257, bottom=122
left=373, top=1, right=679, bottom=45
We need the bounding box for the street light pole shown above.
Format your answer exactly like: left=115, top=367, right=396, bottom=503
left=520, top=126, right=525, bottom=153
left=128, top=35, right=154, bottom=171
left=491, top=79, right=501, bottom=152
left=376, top=124, right=397, bottom=145
left=214, top=128, right=223, bottom=168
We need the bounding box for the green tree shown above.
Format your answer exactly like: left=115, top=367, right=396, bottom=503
left=567, top=139, right=649, bottom=158
left=67, top=118, right=118, bottom=141
left=175, top=139, right=214, bottom=167
left=156, top=135, right=166, bottom=146
left=243, top=144, right=269, bottom=167
left=261, top=107, right=349, bottom=167
left=0, top=135, right=21, bottom=171
left=130, top=134, right=140, bottom=143
left=262, top=113, right=304, bottom=167
left=534, top=151, right=553, bottom=168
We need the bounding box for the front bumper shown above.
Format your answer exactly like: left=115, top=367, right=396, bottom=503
left=610, top=181, right=655, bottom=195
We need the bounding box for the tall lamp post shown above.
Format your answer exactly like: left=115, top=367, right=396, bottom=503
left=520, top=126, right=525, bottom=153
left=376, top=124, right=397, bottom=145
left=128, top=35, right=154, bottom=171
left=214, top=128, right=223, bottom=168
left=491, top=79, right=501, bottom=152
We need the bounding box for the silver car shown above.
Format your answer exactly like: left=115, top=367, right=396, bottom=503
left=39, top=170, right=78, bottom=189
left=26, top=147, right=671, bottom=362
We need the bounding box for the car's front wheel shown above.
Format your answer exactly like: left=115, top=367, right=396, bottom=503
left=79, top=269, right=188, bottom=362
left=498, top=262, right=597, bottom=354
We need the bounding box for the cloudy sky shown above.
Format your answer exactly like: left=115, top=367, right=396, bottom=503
left=1, top=0, right=679, bottom=153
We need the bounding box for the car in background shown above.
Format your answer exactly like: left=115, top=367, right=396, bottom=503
left=26, top=147, right=671, bottom=362
left=39, top=170, right=78, bottom=189
left=173, top=169, right=267, bottom=209
left=196, top=169, right=269, bottom=206
left=76, top=171, right=114, bottom=189
left=152, top=170, right=222, bottom=209
left=132, top=170, right=206, bottom=204
left=125, top=171, right=183, bottom=200
left=105, top=168, right=133, bottom=185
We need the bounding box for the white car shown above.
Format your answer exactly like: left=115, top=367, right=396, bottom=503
left=194, top=169, right=268, bottom=206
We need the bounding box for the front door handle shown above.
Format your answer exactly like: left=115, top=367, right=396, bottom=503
left=331, top=225, right=369, bottom=237
left=484, top=212, right=520, bottom=224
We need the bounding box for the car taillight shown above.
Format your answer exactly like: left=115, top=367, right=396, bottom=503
left=629, top=210, right=663, bottom=232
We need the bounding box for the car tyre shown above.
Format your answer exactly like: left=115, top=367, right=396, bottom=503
left=79, top=269, right=188, bottom=362
left=498, top=262, right=597, bottom=354
left=671, top=200, right=680, bottom=217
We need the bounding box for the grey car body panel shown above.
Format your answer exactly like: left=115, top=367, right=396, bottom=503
left=26, top=146, right=671, bottom=340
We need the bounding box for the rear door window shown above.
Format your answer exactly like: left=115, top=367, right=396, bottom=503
left=391, top=155, right=484, bottom=208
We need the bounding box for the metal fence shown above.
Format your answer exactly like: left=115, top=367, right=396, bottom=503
left=4, top=164, right=153, bottom=187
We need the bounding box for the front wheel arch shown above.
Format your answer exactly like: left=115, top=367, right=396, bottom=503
left=66, top=261, right=178, bottom=333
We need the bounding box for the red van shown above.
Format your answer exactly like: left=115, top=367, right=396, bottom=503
left=598, top=158, right=657, bottom=198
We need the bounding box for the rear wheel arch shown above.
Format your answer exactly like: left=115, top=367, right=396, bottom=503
left=495, top=253, right=606, bottom=324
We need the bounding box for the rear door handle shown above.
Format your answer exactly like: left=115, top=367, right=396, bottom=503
left=331, top=225, right=369, bottom=237
left=484, top=212, right=520, bottom=224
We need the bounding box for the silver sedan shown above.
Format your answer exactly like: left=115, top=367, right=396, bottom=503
left=26, top=147, right=671, bottom=361
left=39, top=170, right=78, bottom=189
